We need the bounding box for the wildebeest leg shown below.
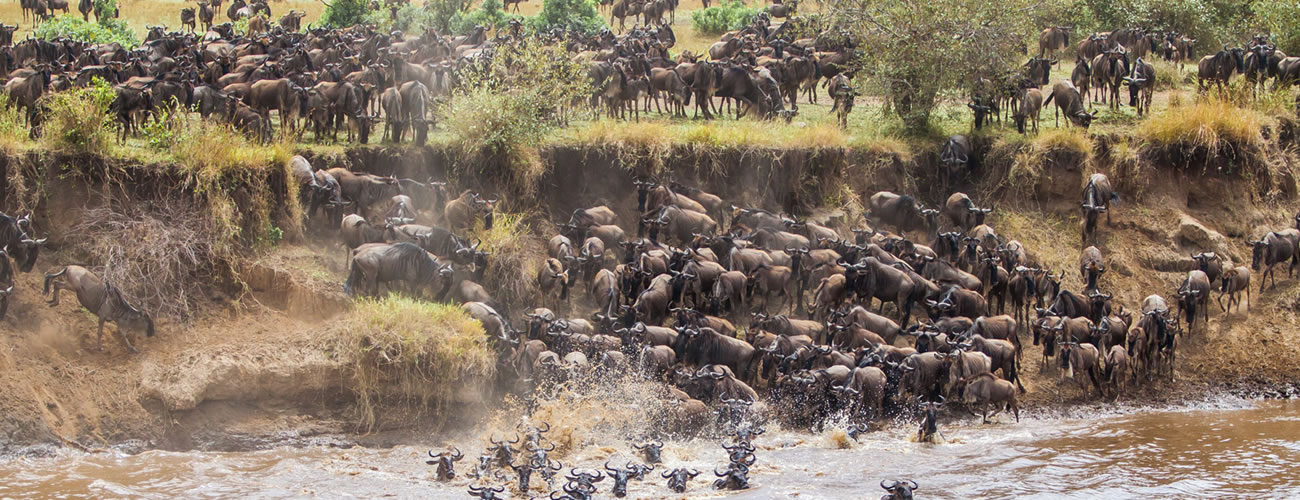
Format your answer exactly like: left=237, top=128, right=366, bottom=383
left=96, top=317, right=107, bottom=352
left=116, top=321, right=139, bottom=353
left=47, top=282, right=63, bottom=306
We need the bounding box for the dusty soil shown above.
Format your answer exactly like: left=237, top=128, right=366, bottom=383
left=2, top=138, right=1300, bottom=455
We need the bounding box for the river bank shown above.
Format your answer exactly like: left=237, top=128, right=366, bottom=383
left=2, top=110, right=1300, bottom=456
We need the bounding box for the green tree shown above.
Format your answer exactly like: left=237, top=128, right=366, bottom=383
left=828, top=0, right=1035, bottom=131
left=1253, top=0, right=1300, bottom=54
left=526, top=0, right=605, bottom=35
left=321, top=0, right=370, bottom=28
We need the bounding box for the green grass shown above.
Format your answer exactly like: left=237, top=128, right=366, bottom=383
left=333, top=296, right=494, bottom=431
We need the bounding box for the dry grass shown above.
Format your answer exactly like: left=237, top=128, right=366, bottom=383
left=1138, top=98, right=1263, bottom=158
left=68, top=193, right=216, bottom=321
left=331, top=296, right=494, bottom=431
left=471, top=211, right=544, bottom=309
left=994, top=128, right=1093, bottom=196
left=557, top=118, right=848, bottom=150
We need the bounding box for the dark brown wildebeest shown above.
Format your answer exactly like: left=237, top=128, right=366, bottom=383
left=399, top=80, right=430, bottom=145
left=345, top=242, right=453, bottom=299
left=1124, top=57, right=1155, bottom=116
left=868, top=192, right=938, bottom=236
left=826, top=73, right=855, bottom=129
left=1081, top=173, right=1117, bottom=244
left=939, top=135, right=972, bottom=190
left=326, top=167, right=400, bottom=219
left=1218, top=266, right=1250, bottom=314
left=380, top=86, right=403, bottom=143
left=4, top=64, right=52, bottom=127
left=279, top=9, right=304, bottom=32
left=1250, top=229, right=1299, bottom=291
left=672, top=327, right=760, bottom=384
left=198, top=1, right=216, bottom=31
left=248, top=78, right=304, bottom=132
left=1176, top=270, right=1211, bottom=333
left=44, top=266, right=155, bottom=353
left=1044, top=79, right=1095, bottom=128
left=1079, top=245, right=1105, bottom=290
left=180, top=7, right=196, bottom=31
left=1039, top=26, right=1071, bottom=64
left=1191, top=251, right=1223, bottom=284
left=1071, top=55, right=1091, bottom=107
left=1013, top=86, right=1043, bottom=135
left=1197, top=45, right=1245, bottom=95
left=1058, top=339, right=1102, bottom=397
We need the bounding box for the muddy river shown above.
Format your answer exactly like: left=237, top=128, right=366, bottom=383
left=2, top=399, right=1297, bottom=499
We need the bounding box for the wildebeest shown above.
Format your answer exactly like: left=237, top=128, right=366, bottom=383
left=1059, top=339, right=1102, bottom=397
left=345, top=242, right=454, bottom=299
left=1176, top=270, right=1211, bottom=333
left=1044, top=79, right=1095, bottom=128
left=867, top=192, right=938, bottom=235
left=939, top=135, right=972, bottom=190
left=1079, top=245, right=1105, bottom=290
left=1039, top=26, right=1071, bottom=63
left=1124, top=57, right=1155, bottom=116
left=1250, top=230, right=1299, bottom=291
left=961, top=372, right=1019, bottom=422
left=44, top=266, right=155, bottom=352
left=1081, top=173, right=1117, bottom=244
left=1013, top=87, right=1043, bottom=135
left=1198, top=45, right=1246, bottom=95
left=1218, top=266, right=1250, bottom=314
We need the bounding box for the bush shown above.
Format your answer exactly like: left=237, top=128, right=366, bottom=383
left=39, top=78, right=116, bottom=155
left=441, top=40, right=589, bottom=198
left=526, top=0, right=605, bottom=36
left=691, top=1, right=760, bottom=35
left=1254, top=1, right=1300, bottom=55
left=450, top=0, right=522, bottom=35
left=321, top=0, right=370, bottom=28
left=332, top=296, right=494, bottom=430
left=33, top=14, right=138, bottom=48
left=472, top=212, right=544, bottom=308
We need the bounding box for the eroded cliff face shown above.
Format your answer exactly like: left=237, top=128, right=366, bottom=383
left=3, top=128, right=1300, bottom=453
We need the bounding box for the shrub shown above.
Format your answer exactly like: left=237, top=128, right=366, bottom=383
left=526, top=0, right=605, bottom=35
left=332, top=296, right=494, bottom=430
left=691, top=1, right=760, bottom=35
left=450, top=0, right=522, bottom=35
left=440, top=40, right=589, bottom=198
left=39, top=78, right=116, bottom=155
left=0, top=94, right=28, bottom=154
left=33, top=14, right=138, bottom=48
left=321, top=0, right=370, bottom=28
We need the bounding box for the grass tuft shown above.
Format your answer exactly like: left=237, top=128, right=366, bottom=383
left=472, top=212, right=544, bottom=309
left=332, top=296, right=494, bottom=431
left=1138, top=98, right=1262, bottom=151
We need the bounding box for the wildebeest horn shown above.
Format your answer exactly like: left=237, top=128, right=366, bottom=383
left=882, top=479, right=897, bottom=489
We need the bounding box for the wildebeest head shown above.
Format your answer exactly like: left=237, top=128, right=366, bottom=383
left=633, top=439, right=664, bottom=464
left=1123, top=74, right=1147, bottom=107
left=9, top=235, right=46, bottom=272
left=425, top=447, right=463, bottom=480
left=508, top=459, right=535, bottom=492
left=661, top=467, right=699, bottom=493
left=939, top=136, right=970, bottom=180
left=881, top=479, right=919, bottom=500
left=465, top=484, right=504, bottom=500
left=604, top=461, right=634, bottom=497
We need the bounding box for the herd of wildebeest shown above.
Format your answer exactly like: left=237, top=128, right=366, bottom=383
left=308, top=154, right=1299, bottom=497
left=1, top=5, right=1300, bottom=496
left=3, top=0, right=1300, bottom=148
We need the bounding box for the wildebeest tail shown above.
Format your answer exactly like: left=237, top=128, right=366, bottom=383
left=43, top=267, right=66, bottom=296
left=344, top=264, right=362, bottom=296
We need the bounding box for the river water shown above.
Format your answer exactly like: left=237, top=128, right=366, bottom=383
left=2, top=399, right=1297, bottom=499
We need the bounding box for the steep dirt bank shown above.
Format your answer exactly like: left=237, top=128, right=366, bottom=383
left=3, top=123, right=1300, bottom=454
